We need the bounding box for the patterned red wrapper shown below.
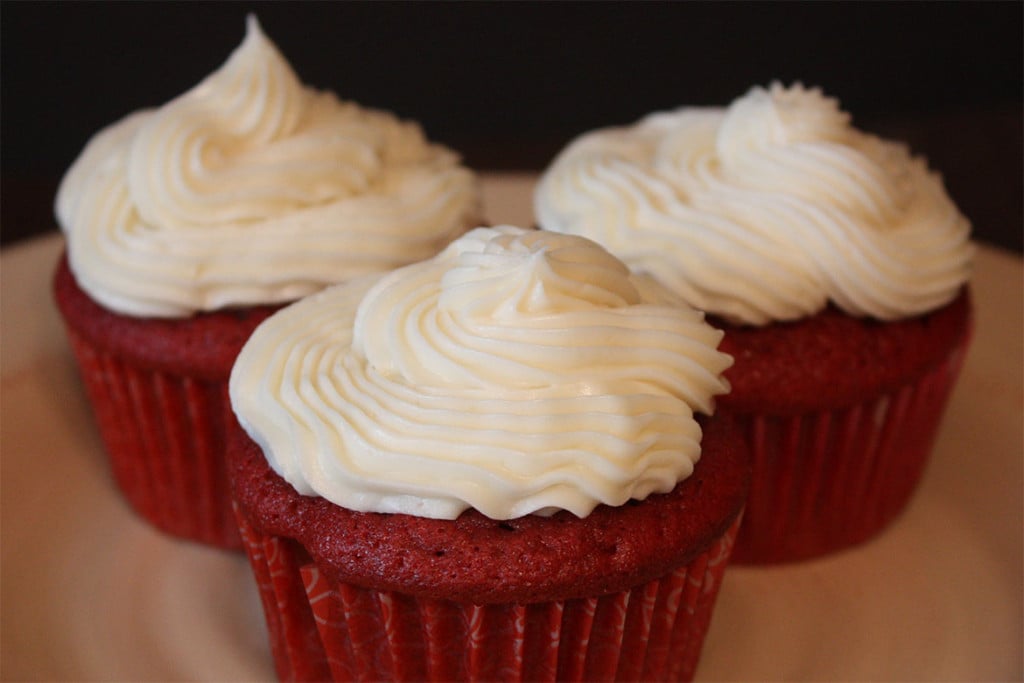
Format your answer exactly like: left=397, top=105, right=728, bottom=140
left=63, top=325, right=243, bottom=549
left=236, top=508, right=741, bottom=683
left=729, top=333, right=971, bottom=564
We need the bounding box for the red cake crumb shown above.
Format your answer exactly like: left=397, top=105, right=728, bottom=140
left=54, top=253, right=281, bottom=379
left=229, top=415, right=750, bottom=605
left=715, top=289, right=972, bottom=414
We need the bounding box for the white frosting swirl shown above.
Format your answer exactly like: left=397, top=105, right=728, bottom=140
left=230, top=226, right=732, bottom=520
left=56, top=16, right=480, bottom=318
left=535, top=83, right=973, bottom=325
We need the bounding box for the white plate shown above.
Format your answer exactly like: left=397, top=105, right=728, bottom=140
left=2, top=174, right=1021, bottom=681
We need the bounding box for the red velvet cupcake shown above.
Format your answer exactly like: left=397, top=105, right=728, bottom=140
left=535, top=83, right=973, bottom=563
left=54, top=254, right=280, bottom=547
left=228, top=227, right=747, bottom=680
left=52, top=16, right=480, bottom=549
left=713, top=291, right=971, bottom=562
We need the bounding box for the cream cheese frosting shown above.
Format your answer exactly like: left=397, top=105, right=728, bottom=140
left=229, top=226, right=733, bottom=520
left=535, top=82, right=973, bottom=326
left=56, top=16, right=480, bottom=318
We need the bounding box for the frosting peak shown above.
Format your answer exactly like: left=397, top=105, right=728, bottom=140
left=536, top=82, right=973, bottom=325
left=56, top=16, right=479, bottom=318
left=436, top=228, right=641, bottom=319
left=230, top=226, right=733, bottom=520
left=717, top=83, right=850, bottom=154
left=354, top=228, right=665, bottom=393
left=127, top=15, right=312, bottom=229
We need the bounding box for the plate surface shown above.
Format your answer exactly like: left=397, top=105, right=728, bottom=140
left=2, top=174, right=1021, bottom=681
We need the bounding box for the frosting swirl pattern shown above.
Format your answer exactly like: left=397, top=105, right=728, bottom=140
left=230, top=226, right=733, bottom=520
left=56, top=16, right=479, bottom=318
left=535, top=83, right=973, bottom=325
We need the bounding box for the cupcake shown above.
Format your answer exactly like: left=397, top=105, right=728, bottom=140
left=52, top=16, right=481, bottom=550
left=534, top=83, right=973, bottom=563
left=228, top=226, right=748, bottom=681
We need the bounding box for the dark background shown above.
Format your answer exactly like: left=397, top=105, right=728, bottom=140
left=3, top=1, right=1021, bottom=251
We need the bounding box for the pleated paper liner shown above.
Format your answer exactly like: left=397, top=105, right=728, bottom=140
left=64, top=326, right=242, bottom=549
left=730, top=333, right=971, bottom=564
left=237, top=509, right=741, bottom=682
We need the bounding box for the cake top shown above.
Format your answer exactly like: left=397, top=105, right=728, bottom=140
left=229, top=411, right=749, bottom=604
left=55, top=15, right=480, bottom=318
left=534, top=82, right=973, bottom=326
left=230, top=226, right=733, bottom=521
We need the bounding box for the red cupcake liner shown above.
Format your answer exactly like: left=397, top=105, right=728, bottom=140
left=65, top=326, right=241, bottom=549
left=236, top=507, right=741, bottom=682
left=730, top=335, right=970, bottom=564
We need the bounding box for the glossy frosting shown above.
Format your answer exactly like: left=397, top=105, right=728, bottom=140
left=56, top=16, right=479, bottom=318
left=230, top=226, right=733, bottom=520
left=535, top=83, right=973, bottom=325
